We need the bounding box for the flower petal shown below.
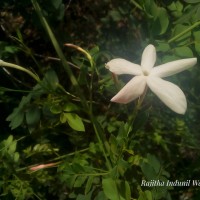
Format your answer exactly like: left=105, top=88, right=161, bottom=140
left=141, top=44, right=156, bottom=74
left=147, top=77, right=187, bottom=114
left=111, top=76, right=146, bottom=104
left=105, top=58, right=142, bottom=75
left=151, top=58, right=197, bottom=78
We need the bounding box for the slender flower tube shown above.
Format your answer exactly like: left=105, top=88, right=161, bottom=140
left=106, top=44, right=197, bottom=114
left=0, top=60, right=40, bottom=82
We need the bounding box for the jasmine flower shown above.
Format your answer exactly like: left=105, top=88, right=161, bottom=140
left=106, top=44, right=197, bottom=114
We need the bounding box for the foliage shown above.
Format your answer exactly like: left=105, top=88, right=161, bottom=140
left=0, top=0, right=200, bottom=199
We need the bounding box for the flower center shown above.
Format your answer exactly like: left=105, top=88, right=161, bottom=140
left=143, top=70, right=149, bottom=76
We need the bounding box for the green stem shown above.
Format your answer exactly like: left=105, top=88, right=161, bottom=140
left=50, top=148, right=90, bottom=161
left=0, top=60, right=40, bottom=82
left=0, top=87, right=31, bottom=93
left=127, top=86, right=147, bottom=137
left=168, top=21, right=200, bottom=43
left=91, top=117, right=112, bottom=170
left=130, top=0, right=143, bottom=11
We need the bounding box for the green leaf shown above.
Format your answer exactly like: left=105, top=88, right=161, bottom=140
left=14, top=152, right=20, bottom=163
left=144, top=1, right=169, bottom=35
left=71, top=163, right=85, bottom=173
left=4, top=46, right=19, bottom=54
left=167, top=1, right=183, bottom=18
left=174, top=6, right=198, bottom=24
left=156, top=41, right=170, bottom=52
left=65, top=113, right=85, bottom=132
left=118, top=181, right=131, bottom=200
left=76, top=189, right=93, bottom=200
left=145, top=190, right=153, bottom=200
left=8, top=140, right=17, bottom=154
left=85, top=176, right=94, bottom=194
left=94, top=191, right=107, bottom=200
left=152, top=7, right=169, bottom=35
left=141, top=162, right=157, bottom=180
left=117, top=159, right=129, bottom=176
left=8, top=111, right=24, bottom=130
left=147, top=154, right=161, bottom=174
left=138, top=190, right=153, bottom=200
left=63, top=103, right=78, bottom=112
left=60, top=112, right=67, bottom=123
left=6, top=95, right=32, bottom=129
left=74, top=176, right=87, bottom=188
left=102, top=178, right=119, bottom=200
left=152, top=186, right=169, bottom=199
left=26, top=107, right=41, bottom=133
left=5, top=135, right=13, bottom=146
left=66, top=175, right=77, bottom=189
left=26, top=107, right=40, bottom=126
left=142, top=0, right=155, bottom=18
left=195, top=6, right=200, bottom=19
left=174, top=46, right=193, bottom=57
left=50, top=104, right=62, bottom=114
left=102, top=178, right=130, bottom=200
left=43, top=70, right=59, bottom=91
left=89, top=46, right=99, bottom=56
left=193, top=31, right=200, bottom=54
left=51, top=0, right=62, bottom=9
left=19, top=95, right=32, bottom=109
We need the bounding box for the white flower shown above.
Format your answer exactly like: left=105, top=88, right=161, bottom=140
left=106, top=44, right=197, bottom=114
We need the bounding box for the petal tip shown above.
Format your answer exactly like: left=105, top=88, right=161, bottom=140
left=176, top=104, right=187, bottom=115
left=141, top=44, right=156, bottom=72
left=110, top=97, right=127, bottom=104
left=174, top=106, right=186, bottom=115
left=105, top=58, right=142, bottom=75
left=147, top=44, right=155, bottom=49
left=192, top=57, right=197, bottom=65
left=105, top=62, right=110, bottom=69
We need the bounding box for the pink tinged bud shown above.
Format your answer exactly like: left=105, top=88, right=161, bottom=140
left=29, top=163, right=57, bottom=171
